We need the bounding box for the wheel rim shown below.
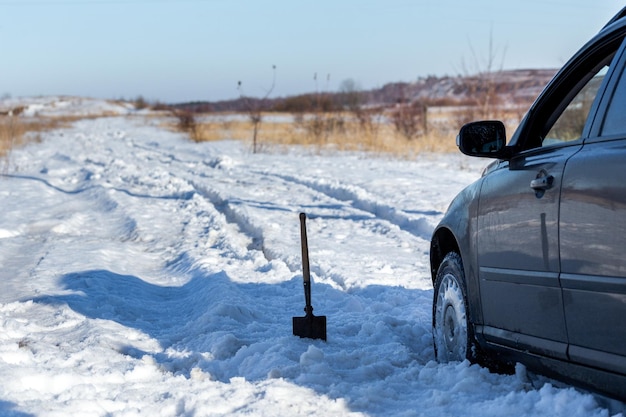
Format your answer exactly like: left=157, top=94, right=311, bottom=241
left=434, top=272, right=468, bottom=362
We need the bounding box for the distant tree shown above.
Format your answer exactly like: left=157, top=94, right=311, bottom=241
left=134, top=95, right=148, bottom=110
left=338, top=78, right=383, bottom=139
left=274, top=94, right=316, bottom=113
left=273, top=93, right=334, bottom=113
left=338, top=78, right=363, bottom=113
left=238, top=65, right=276, bottom=153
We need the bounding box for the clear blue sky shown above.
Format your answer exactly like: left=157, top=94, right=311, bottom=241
left=0, top=0, right=623, bottom=103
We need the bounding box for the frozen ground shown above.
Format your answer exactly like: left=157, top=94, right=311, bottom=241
left=0, top=99, right=623, bottom=416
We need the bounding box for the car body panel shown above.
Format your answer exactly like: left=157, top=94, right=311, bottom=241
left=560, top=138, right=626, bottom=374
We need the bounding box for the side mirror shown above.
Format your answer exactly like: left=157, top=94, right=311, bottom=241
left=457, top=120, right=508, bottom=158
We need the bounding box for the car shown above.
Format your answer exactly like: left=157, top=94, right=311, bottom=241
left=430, top=6, right=626, bottom=400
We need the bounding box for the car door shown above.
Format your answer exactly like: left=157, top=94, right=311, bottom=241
left=476, top=139, right=576, bottom=360
left=559, top=42, right=626, bottom=375
left=476, top=36, right=622, bottom=360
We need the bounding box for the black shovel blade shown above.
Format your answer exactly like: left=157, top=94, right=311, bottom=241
left=293, top=313, right=327, bottom=341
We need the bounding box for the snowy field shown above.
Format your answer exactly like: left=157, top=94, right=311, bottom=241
left=0, top=99, right=624, bottom=416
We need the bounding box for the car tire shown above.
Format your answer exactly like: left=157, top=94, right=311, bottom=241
left=432, top=252, right=475, bottom=362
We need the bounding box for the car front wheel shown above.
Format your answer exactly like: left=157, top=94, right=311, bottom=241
left=433, top=252, right=472, bottom=362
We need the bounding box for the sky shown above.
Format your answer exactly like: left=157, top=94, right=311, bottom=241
left=0, top=0, right=624, bottom=103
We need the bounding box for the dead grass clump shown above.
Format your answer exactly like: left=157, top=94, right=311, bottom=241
left=192, top=119, right=250, bottom=142
left=0, top=114, right=99, bottom=167
left=0, top=117, right=25, bottom=157
left=0, top=117, right=66, bottom=156
left=170, top=110, right=201, bottom=142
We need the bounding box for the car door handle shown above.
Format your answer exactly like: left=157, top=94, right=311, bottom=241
left=530, top=174, right=554, bottom=191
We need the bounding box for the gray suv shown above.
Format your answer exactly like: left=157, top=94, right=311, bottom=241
left=430, top=7, right=626, bottom=400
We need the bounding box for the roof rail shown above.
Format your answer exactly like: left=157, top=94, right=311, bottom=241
left=603, top=6, right=626, bottom=29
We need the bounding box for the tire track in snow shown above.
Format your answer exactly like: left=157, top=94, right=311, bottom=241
left=118, top=133, right=277, bottom=268
left=127, top=145, right=314, bottom=275
left=123, top=137, right=427, bottom=290
left=183, top=174, right=353, bottom=290
left=258, top=171, right=436, bottom=241
left=217, top=169, right=422, bottom=292
left=183, top=167, right=428, bottom=291
left=188, top=180, right=267, bottom=256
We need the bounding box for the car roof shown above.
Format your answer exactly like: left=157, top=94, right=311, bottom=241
left=603, top=6, right=626, bottom=29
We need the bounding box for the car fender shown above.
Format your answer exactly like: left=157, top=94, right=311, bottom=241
left=430, top=177, right=484, bottom=326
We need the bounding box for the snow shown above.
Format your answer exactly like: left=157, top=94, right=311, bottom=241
left=0, top=99, right=624, bottom=416
left=0, top=96, right=133, bottom=117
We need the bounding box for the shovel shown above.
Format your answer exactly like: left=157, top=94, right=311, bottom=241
left=292, top=212, right=327, bottom=341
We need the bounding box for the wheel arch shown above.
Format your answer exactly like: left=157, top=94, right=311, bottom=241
left=430, top=226, right=461, bottom=284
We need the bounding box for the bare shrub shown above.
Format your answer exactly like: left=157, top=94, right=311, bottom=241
left=300, top=113, right=346, bottom=143
left=134, top=96, right=149, bottom=110
left=454, top=29, right=507, bottom=124
left=391, top=101, right=427, bottom=140
left=336, top=79, right=385, bottom=145
left=354, top=107, right=384, bottom=147
left=171, top=109, right=198, bottom=140
left=238, top=65, right=276, bottom=153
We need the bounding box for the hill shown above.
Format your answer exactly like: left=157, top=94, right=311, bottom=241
left=171, top=69, right=558, bottom=113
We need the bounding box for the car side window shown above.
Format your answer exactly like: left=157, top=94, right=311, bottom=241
left=542, top=65, right=610, bottom=146
left=601, top=64, right=626, bottom=136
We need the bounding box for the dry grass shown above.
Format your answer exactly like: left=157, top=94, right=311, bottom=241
left=0, top=114, right=112, bottom=170
left=0, top=118, right=24, bottom=157
left=2, top=106, right=517, bottom=168
left=190, top=113, right=461, bottom=157
left=1, top=115, right=91, bottom=149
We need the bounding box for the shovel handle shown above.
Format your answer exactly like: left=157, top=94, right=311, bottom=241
left=299, top=213, right=313, bottom=311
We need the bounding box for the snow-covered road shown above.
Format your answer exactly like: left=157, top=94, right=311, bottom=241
left=0, top=108, right=623, bottom=416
